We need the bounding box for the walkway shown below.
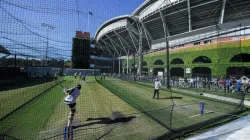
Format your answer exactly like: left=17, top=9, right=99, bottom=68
left=172, top=88, right=250, bottom=106
left=187, top=114, right=250, bottom=140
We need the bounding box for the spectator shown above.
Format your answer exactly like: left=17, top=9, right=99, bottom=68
left=237, top=79, right=242, bottom=93
left=74, top=72, right=77, bottom=79
left=190, top=78, right=194, bottom=88
left=210, top=78, right=217, bottom=91
left=226, top=78, right=231, bottom=92
left=218, top=78, right=225, bottom=91
left=202, top=78, right=206, bottom=88
left=79, top=72, right=82, bottom=79
left=231, top=77, right=237, bottom=93
left=242, top=78, right=248, bottom=93
left=246, top=80, right=250, bottom=94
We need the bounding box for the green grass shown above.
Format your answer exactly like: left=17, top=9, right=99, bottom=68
left=135, top=80, right=249, bottom=101
left=134, top=80, right=245, bottom=107
left=96, top=76, right=245, bottom=131
left=0, top=76, right=247, bottom=139
left=0, top=80, right=59, bottom=119
left=0, top=80, right=73, bottom=140
left=42, top=76, right=168, bottom=140
left=0, top=77, right=168, bottom=139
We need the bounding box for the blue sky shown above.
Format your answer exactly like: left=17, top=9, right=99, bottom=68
left=0, top=0, right=144, bottom=60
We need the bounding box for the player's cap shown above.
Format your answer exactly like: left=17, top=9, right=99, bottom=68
left=76, top=84, right=81, bottom=90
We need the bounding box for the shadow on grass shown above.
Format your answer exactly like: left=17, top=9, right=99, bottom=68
left=73, top=116, right=136, bottom=129
left=166, top=96, right=183, bottom=99
left=153, top=97, right=183, bottom=100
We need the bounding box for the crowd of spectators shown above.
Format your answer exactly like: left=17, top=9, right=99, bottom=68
left=106, top=73, right=250, bottom=94
left=170, top=76, right=250, bottom=94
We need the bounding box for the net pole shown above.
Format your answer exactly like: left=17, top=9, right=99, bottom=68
left=68, top=126, right=70, bottom=139
left=87, top=11, right=89, bottom=32
left=133, top=52, right=135, bottom=81
left=14, top=54, right=17, bottom=67
left=64, top=127, right=67, bottom=140
left=200, top=102, right=205, bottom=115
left=165, top=23, right=170, bottom=88
left=113, top=52, right=115, bottom=74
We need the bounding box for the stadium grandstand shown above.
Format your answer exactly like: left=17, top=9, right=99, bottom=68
left=95, top=0, right=250, bottom=78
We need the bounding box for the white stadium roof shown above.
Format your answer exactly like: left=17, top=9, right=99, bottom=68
left=95, top=0, right=250, bottom=57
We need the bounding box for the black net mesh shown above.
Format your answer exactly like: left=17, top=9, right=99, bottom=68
left=95, top=75, right=246, bottom=139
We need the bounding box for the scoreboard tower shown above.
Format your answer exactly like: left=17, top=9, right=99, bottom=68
left=71, top=37, right=90, bottom=69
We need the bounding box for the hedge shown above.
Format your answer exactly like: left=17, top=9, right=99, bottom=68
left=121, top=39, right=250, bottom=77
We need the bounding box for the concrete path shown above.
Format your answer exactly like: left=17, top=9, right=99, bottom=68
left=187, top=114, right=250, bottom=140
left=172, top=88, right=250, bottom=106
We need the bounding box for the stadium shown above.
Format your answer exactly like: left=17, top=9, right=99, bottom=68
left=95, top=0, right=250, bottom=77
left=1, top=0, right=250, bottom=140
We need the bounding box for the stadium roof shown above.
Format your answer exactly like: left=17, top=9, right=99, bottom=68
left=0, top=45, right=11, bottom=55
left=95, top=0, right=250, bottom=57
left=95, top=15, right=137, bottom=40
left=132, top=0, right=159, bottom=16
left=94, top=15, right=151, bottom=57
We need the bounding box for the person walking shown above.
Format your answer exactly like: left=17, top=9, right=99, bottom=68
left=74, top=72, right=77, bottom=79
left=230, top=77, right=237, bottom=93
left=64, top=84, right=81, bottom=126
left=190, top=78, right=194, bottom=88
left=226, top=78, right=231, bottom=93
left=237, top=79, right=242, bottom=93
left=242, top=78, right=249, bottom=94
left=79, top=72, right=82, bottom=80
left=246, top=80, right=250, bottom=94
left=153, top=78, right=161, bottom=99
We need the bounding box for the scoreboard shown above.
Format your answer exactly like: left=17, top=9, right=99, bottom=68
left=72, top=37, right=90, bottom=69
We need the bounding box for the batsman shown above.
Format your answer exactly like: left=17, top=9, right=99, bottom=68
left=63, top=84, right=81, bottom=126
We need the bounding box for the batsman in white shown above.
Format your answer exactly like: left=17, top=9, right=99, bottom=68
left=63, top=84, right=81, bottom=126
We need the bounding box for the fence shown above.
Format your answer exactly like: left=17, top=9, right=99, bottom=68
left=95, top=74, right=247, bottom=139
